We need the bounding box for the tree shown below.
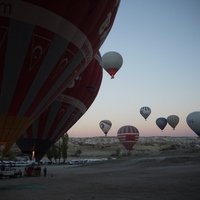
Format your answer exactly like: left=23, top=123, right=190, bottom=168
left=46, top=148, right=54, bottom=163
left=76, top=149, right=82, bottom=157
left=57, top=140, right=62, bottom=164
left=61, top=133, right=68, bottom=163
left=46, top=133, right=69, bottom=164
left=115, top=148, right=121, bottom=156
left=52, top=145, right=59, bottom=163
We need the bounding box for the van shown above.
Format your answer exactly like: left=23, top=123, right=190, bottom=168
left=27, top=161, right=38, bottom=165
left=9, top=161, right=16, bottom=167
left=69, top=160, right=80, bottom=165
left=15, top=161, right=28, bottom=167
left=2, top=161, right=11, bottom=167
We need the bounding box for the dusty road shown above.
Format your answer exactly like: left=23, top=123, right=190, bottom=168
left=1, top=148, right=200, bottom=200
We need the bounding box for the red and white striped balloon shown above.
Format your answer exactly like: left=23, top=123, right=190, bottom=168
left=16, top=52, right=103, bottom=161
left=0, top=0, right=120, bottom=155
left=117, top=125, right=139, bottom=151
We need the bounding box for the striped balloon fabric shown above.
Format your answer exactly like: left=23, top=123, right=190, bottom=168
left=0, top=0, right=120, bottom=155
left=117, top=125, right=139, bottom=151
left=16, top=52, right=103, bottom=162
left=167, top=115, right=179, bottom=130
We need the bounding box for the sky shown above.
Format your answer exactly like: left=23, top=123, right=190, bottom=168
left=68, top=0, right=200, bottom=138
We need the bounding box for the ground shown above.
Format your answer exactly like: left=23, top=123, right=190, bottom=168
left=1, top=144, right=200, bottom=200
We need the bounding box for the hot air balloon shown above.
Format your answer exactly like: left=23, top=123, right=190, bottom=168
left=16, top=53, right=103, bottom=161
left=186, top=111, right=200, bottom=137
left=102, top=51, right=123, bottom=79
left=156, top=117, right=167, bottom=132
left=117, top=125, right=139, bottom=151
left=167, top=115, right=179, bottom=130
left=140, top=106, right=151, bottom=121
left=0, top=1, right=120, bottom=156
left=99, top=120, right=112, bottom=136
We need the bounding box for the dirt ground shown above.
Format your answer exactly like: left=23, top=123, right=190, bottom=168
left=1, top=147, right=200, bottom=200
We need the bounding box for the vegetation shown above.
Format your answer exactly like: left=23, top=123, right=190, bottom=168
left=70, top=149, right=82, bottom=157
left=76, top=149, right=82, bottom=157
left=115, top=148, right=121, bottom=156
left=61, top=134, right=68, bottom=162
left=46, top=133, right=69, bottom=164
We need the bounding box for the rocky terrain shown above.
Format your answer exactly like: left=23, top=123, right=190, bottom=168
left=68, top=136, right=200, bottom=158
left=5, top=136, right=199, bottom=160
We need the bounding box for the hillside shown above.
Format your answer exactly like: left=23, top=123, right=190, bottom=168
left=7, top=136, right=199, bottom=160
left=68, top=136, right=200, bottom=158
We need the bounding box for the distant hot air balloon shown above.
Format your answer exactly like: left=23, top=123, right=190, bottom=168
left=117, top=125, right=139, bottom=151
left=167, top=115, right=179, bottom=130
left=102, top=51, right=123, bottom=79
left=156, top=117, right=167, bottom=132
left=186, top=111, right=200, bottom=137
left=99, top=120, right=112, bottom=136
left=16, top=53, right=103, bottom=161
left=140, top=106, right=151, bottom=121
left=0, top=0, right=120, bottom=156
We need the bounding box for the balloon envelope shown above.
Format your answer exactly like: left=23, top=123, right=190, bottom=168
left=140, top=106, right=151, bottom=120
left=99, top=120, right=112, bottom=136
left=167, top=115, right=179, bottom=130
left=117, top=125, right=139, bottom=151
left=0, top=0, right=120, bottom=155
left=156, top=117, right=167, bottom=131
left=102, top=51, right=123, bottom=79
left=186, top=111, right=200, bottom=137
left=16, top=53, right=103, bottom=161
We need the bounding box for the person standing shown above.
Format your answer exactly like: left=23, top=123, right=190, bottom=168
left=43, top=167, right=47, bottom=177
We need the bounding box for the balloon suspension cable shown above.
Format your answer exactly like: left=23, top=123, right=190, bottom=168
left=111, top=75, right=114, bottom=79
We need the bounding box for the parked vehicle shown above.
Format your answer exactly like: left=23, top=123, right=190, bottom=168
left=68, top=159, right=88, bottom=165
left=79, top=159, right=88, bottom=164
left=69, top=160, right=80, bottom=165
left=1, top=161, right=11, bottom=167
left=15, top=161, right=28, bottom=167
left=0, top=167, right=22, bottom=179
left=9, top=161, right=16, bottom=167
left=27, top=161, right=38, bottom=166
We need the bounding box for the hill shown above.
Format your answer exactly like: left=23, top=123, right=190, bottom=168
left=68, top=136, right=200, bottom=158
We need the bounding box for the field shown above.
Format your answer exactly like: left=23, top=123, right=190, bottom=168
left=1, top=136, right=200, bottom=200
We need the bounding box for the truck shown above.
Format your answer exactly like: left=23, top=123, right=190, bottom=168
left=0, top=167, right=22, bottom=179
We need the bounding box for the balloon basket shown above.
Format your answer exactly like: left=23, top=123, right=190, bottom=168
left=24, top=165, right=41, bottom=177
